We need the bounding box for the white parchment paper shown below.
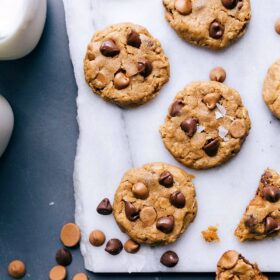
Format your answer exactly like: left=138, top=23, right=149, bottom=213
left=63, top=0, right=280, bottom=273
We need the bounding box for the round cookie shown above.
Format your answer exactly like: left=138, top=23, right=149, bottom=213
left=162, top=0, right=251, bottom=49
left=263, top=59, right=280, bottom=118
left=160, top=81, right=251, bottom=169
left=84, top=23, right=170, bottom=107
left=113, top=162, right=197, bottom=245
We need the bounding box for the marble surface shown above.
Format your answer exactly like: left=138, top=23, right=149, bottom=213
left=63, top=0, right=280, bottom=273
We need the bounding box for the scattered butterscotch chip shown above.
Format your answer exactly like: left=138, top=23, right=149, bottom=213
left=8, top=260, right=26, bottom=279
left=60, top=223, right=81, bottom=247
left=201, top=226, right=220, bottom=243
left=209, top=67, right=226, bottom=83
left=275, top=18, right=280, bottom=35
left=124, top=239, right=140, bottom=254
left=49, top=265, right=67, bottom=280
left=89, top=230, right=106, bottom=247
left=72, top=272, right=88, bottom=280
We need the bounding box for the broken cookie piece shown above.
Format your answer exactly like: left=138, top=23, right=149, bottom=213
left=201, top=225, right=219, bottom=243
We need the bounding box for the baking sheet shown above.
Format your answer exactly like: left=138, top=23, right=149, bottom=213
left=63, top=0, right=280, bottom=273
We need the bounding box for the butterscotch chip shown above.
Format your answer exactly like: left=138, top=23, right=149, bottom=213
left=209, top=67, right=226, bottom=83
left=49, top=265, right=67, bottom=280
left=201, top=226, right=220, bottom=242
left=72, top=272, right=88, bottom=280
left=89, top=230, right=106, bottom=246
left=8, top=260, right=26, bottom=279
left=275, top=19, right=280, bottom=35
left=124, top=239, right=140, bottom=253
left=139, top=206, right=157, bottom=226
left=60, top=223, right=81, bottom=247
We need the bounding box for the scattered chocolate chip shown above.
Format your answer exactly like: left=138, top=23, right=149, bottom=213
left=209, top=67, right=226, bottom=83
left=8, top=260, right=26, bottom=279
left=160, top=251, right=179, bottom=267
left=261, top=171, right=272, bottom=186
left=159, top=171, right=174, bottom=187
left=100, top=40, right=120, bottom=57
left=124, top=239, right=140, bottom=254
left=262, top=186, right=280, bottom=203
left=114, top=72, right=130, bottom=90
left=170, top=100, right=184, bottom=117
left=89, top=230, right=106, bottom=247
left=124, top=201, right=139, bottom=221
left=156, top=216, right=175, bottom=233
left=244, top=215, right=258, bottom=232
left=203, top=138, right=219, bottom=156
left=132, top=182, right=149, bottom=199
left=265, top=217, right=279, bottom=234
left=175, top=0, right=192, bottom=15
left=105, top=239, right=123, bottom=255
left=97, top=198, right=112, bottom=215
left=60, top=223, right=81, bottom=247
left=209, top=21, right=225, bottom=39
left=170, top=191, right=186, bottom=208
left=221, top=0, right=238, bottom=9
left=56, top=248, right=72, bottom=266
left=138, top=59, right=153, bottom=77
left=275, top=19, right=280, bottom=35
left=180, top=118, right=198, bottom=137
left=127, top=30, right=141, bottom=48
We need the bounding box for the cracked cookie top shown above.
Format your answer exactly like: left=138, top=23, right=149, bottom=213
left=216, top=250, right=268, bottom=280
left=84, top=23, right=170, bottom=107
left=162, top=0, right=251, bottom=49
left=160, top=81, right=251, bottom=169
left=113, top=162, right=197, bottom=245
left=263, top=59, right=280, bottom=118
left=235, top=168, right=280, bottom=241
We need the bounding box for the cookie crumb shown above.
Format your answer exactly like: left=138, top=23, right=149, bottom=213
left=201, top=226, right=220, bottom=242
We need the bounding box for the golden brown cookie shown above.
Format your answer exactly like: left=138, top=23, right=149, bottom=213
left=162, top=0, right=251, bottom=49
left=160, top=81, right=251, bottom=169
left=113, top=162, right=197, bottom=245
left=216, top=250, right=268, bottom=280
left=235, top=168, right=280, bottom=241
left=84, top=23, right=170, bottom=107
left=263, top=59, right=280, bottom=118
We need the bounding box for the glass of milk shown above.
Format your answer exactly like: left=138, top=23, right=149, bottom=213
left=0, top=0, right=47, bottom=60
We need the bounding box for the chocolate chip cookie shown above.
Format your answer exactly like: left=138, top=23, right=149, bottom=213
left=235, top=169, right=280, bottom=241
left=84, top=23, right=170, bottom=107
left=263, top=59, right=280, bottom=118
left=216, top=250, right=268, bottom=280
left=113, top=162, right=197, bottom=245
left=162, top=0, right=251, bottom=49
left=160, top=81, right=251, bottom=169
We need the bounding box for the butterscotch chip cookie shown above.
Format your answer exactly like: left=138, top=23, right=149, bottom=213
left=160, top=81, right=251, bottom=169
left=235, top=169, right=280, bottom=241
left=216, top=250, right=268, bottom=280
left=162, top=0, right=251, bottom=49
left=84, top=23, right=170, bottom=107
left=113, top=162, right=197, bottom=245
left=263, top=59, right=280, bottom=118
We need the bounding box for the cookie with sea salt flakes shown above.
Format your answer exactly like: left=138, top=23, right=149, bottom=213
left=160, top=81, right=251, bottom=169
left=162, top=0, right=251, bottom=49
left=84, top=23, right=170, bottom=107
left=113, top=162, right=197, bottom=245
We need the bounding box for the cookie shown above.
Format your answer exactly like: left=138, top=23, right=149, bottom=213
left=160, top=81, right=251, bottom=169
left=84, top=23, right=170, bottom=107
left=235, top=169, right=280, bottom=241
left=263, top=59, right=280, bottom=118
left=162, top=0, right=251, bottom=49
left=113, top=162, right=197, bottom=245
left=216, top=250, right=268, bottom=280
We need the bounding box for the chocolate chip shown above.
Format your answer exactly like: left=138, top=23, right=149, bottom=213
left=262, top=186, right=280, bottom=203
left=180, top=118, right=198, bottom=137
left=100, top=40, right=120, bottom=57
left=96, top=198, right=112, bottom=215
left=170, top=191, right=186, bottom=208
left=265, top=217, right=279, bottom=234
left=124, top=201, right=139, bottom=221
left=209, top=21, right=225, bottom=39
left=244, top=215, right=258, bottom=232
left=203, top=138, right=219, bottom=156
left=160, top=251, right=179, bottom=267
left=170, top=100, right=184, bottom=117
left=138, top=59, right=153, bottom=77
left=156, top=216, right=175, bottom=233
left=56, top=248, right=72, bottom=266
left=221, top=0, right=238, bottom=9
left=159, top=171, right=174, bottom=188
left=127, top=30, right=141, bottom=48
left=105, top=239, right=123, bottom=255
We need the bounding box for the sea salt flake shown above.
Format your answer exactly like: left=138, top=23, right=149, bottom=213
left=218, top=125, right=229, bottom=141
left=215, top=103, right=227, bottom=119
left=197, top=125, right=205, bottom=133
